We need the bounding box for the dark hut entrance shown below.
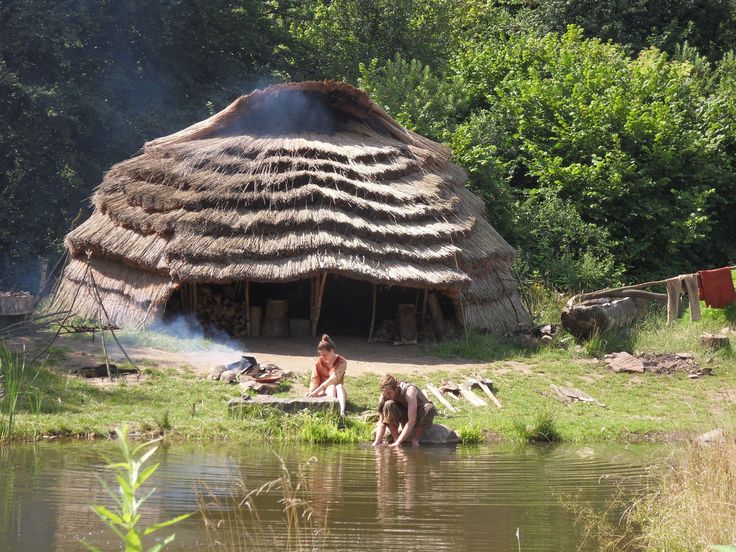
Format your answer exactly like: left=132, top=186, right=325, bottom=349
left=164, top=276, right=458, bottom=341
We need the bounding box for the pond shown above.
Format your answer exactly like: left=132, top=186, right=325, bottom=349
left=0, top=441, right=661, bottom=551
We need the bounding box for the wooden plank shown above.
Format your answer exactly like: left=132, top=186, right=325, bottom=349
left=471, top=378, right=502, bottom=409
left=454, top=381, right=486, bottom=407
left=426, top=384, right=458, bottom=412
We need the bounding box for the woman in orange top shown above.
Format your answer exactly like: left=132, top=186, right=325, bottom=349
left=306, top=334, right=347, bottom=418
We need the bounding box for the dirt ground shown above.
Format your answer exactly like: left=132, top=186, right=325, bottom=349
left=9, top=333, right=490, bottom=379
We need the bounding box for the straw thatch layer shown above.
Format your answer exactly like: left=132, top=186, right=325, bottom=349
left=52, top=258, right=175, bottom=328
left=55, top=81, right=530, bottom=332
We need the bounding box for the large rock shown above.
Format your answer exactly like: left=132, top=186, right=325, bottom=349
left=228, top=395, right=338, bottom=413
left=417, top=424, right=460, bottom=445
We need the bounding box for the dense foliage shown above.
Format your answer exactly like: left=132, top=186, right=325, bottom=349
left=1, top=0, right=735, bottom=292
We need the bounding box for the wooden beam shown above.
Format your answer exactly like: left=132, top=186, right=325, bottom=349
left=469, top=377, right=502, bottom=409
left=454, top=381, right=487, bottom=407
left=368, top=284, right=377, bottom=341
left=426, top=384, right=458, bottom=412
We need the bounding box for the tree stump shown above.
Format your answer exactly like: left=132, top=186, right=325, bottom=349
left=700, top=333, right=731, bottom=351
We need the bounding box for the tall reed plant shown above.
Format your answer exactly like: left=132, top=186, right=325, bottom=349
left=198, top=455, right=327, bottom=551
left=0, top=343, right=33, bottom=441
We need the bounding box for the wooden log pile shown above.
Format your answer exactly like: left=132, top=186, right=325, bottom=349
left=195, top=287, right=250, bottom=338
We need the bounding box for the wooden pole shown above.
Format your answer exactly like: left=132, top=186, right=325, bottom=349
left=192, top=282, right=197, bottom=314
left=310, top=276, right=316, bottom=334
left=311, top=273, right=328, bottom=338
left=421, top=289, right=428, bottom=326
left=245, top=280, right=251, bottom=337
left=369, top=284, right=377, bottom=341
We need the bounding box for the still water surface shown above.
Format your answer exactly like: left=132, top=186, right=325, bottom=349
left=1, top=442, right=660, bottom=551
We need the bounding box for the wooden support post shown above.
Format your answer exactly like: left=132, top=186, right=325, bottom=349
left=421, top=289, right=428, bottom=326
left=310, top=276, right=316, bottom=334
left=369, top=284, right=377, bottom=341
left=192, top=283, right=197, bottom=314
left=311, top=273, right=328, bottom=338
left=245, top=280, right=250, bottom=337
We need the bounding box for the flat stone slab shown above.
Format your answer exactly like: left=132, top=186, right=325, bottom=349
left=228, top=395, right=338, bottom=413
left=604, top=352, right=645, bottom=373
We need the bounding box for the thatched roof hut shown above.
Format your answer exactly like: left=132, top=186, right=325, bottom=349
left=52, top=81, right=530, bottom=336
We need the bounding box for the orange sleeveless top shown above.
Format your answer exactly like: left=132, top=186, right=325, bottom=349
left=311, top=354, right=346, bottom=389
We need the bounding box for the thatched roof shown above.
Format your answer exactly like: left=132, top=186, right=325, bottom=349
left=53, top=81, right=529, bottom=332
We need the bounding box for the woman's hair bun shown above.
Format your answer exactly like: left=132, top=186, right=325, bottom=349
left=321, top=334, right=331, bottom=341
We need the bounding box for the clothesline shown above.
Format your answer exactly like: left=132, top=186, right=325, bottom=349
left=570, top=265, right=736, bottom=305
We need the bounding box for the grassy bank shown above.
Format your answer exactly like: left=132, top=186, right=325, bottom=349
left=1, top=301, right=734, bottom=444
left=1, top=311, right=733, bottom=445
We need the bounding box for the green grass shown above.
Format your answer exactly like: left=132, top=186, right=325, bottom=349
left=3, top=306, right=734, bottom=444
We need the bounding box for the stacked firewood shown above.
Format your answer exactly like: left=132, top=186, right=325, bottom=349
left=196, top=288, right=249, bottom=337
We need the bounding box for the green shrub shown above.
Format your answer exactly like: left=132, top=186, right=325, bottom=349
left=512, top=408, right=562, bottom=443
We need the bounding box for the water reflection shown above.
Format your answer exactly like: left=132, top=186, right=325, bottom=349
left=0, top=442, right=660, bottom=551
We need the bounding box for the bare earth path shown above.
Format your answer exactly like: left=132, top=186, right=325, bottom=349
left=10, top=334, right=490, bottom=379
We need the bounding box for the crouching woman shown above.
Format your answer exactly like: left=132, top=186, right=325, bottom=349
left=372, top=374, right=436, bottom=448
left=306, top=334, right=347, bottom=418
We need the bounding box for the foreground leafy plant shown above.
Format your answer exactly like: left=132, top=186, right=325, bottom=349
left=82, top=424, right=191, bottom=552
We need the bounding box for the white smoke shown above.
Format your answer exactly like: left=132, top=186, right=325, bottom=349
left=149, top=314, right=245, bottom=354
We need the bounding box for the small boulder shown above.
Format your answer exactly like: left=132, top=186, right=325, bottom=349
left=219, top=370, right=238, bottom=383
left=207, top=365, right=226, bottom=380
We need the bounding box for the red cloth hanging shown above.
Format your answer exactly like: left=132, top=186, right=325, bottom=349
left=697, top=267, right=736, bottom=308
